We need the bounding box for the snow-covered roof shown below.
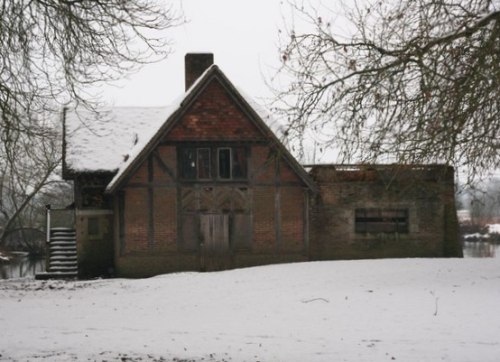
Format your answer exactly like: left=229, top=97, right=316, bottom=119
left=65, top=106, right=175, bottom=174
left=65, top=64, right=313, bottom=192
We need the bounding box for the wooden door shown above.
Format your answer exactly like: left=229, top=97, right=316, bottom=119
left=200, top=214, right=230, bottom=270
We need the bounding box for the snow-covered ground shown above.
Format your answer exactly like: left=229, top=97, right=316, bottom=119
left=1, top=258, right=499, bottom=361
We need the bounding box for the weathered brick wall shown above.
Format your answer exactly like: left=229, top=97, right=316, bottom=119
left=309, top=166, right=462, bottom=260
left=280, top=186, right=305, bottom=253
left=252, top=186, right=276, bottom=253
left=165, top=80, right=264, bottom=142
left=110, top=77, right=309, bottom=276
left=153, top=188, right=177, bottom=252
left=123, top=188, right=149, bottom=253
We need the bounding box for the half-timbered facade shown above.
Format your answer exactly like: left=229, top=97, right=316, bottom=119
left=62, top=53, right=462, bottom=278
left=64, top=54, right=316, bottom=277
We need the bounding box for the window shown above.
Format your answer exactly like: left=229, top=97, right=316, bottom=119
left=218, top=147, right=247, bottom=180
left=231, top=147, right=247, bottom=179
left=197, top=148, right=211, bottom=179
left=355, top=208, right=409, bottom=234
left=181, top=148, right=211, bottom=179
left=218, top=148, right=231, bottom=179
left=180, top=146, right=247, bottom=180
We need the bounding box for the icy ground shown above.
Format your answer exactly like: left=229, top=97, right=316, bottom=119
left=0, top=258, right=499, bottom=361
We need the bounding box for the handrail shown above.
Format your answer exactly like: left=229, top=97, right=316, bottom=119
left=45, top=204, right=76, bottom=243
left=45, top=204, right=51, bottom=243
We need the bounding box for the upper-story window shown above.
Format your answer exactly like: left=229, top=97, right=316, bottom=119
left=180, top=146, right=247, bottom=180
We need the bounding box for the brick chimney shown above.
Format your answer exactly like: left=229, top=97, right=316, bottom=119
left=185, top=53, right=214, bottom=91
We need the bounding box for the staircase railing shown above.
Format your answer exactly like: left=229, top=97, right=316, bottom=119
left=45, top=205, right=75, bottom=238
left=40, top=205, right=77, bottom=278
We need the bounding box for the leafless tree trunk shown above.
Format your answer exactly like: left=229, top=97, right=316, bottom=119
left=0, top=114, right=62, bottom=246
left=0, top=0, right=181, bottom=250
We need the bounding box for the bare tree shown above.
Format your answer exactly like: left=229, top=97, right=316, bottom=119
left=0, top=0, right=180, bottom=144
left=465, top=177, right=500, bottom=224
left=273, top=0, right=500, bottom=181
left=0, top=1, right=180, bottom=251
left=0, top=114, right=62, bottom=247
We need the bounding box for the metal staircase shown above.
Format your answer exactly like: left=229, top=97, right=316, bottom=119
left=36, top=207, right=78, bottom=280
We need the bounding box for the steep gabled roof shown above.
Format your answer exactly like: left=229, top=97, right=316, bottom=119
left=64, top=65, right=317, bottom=193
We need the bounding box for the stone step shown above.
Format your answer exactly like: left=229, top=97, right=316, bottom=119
left=50, top=250, right=77, bottom=256
left=50, top=255, right=77, bottom=261
left=50, top=249, right=76, bottom=255
left=50, top=265, right=78, bottom=271
left=51, top=229, right=76, bottom=234
left=50, top=227, right=75, bottom=232
left=50, top=244, right=76, bottom=250
left=50, top=235, right=76, bottom=240
left=35, top=271, right=77, bottom=280
left=36, top=227, right=78, bottom=280
left=50, top=241, right=76, bottom=247
left=49, top=262, right=78, bottom=270
left=50, top=231, right=76, bottom=237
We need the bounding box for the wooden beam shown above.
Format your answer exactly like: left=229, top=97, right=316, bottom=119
left=303, top=188, right=309, bottom=255
left=275, top=157, right=282, bottom=252
left=118, top=191, right=125, bottom=256
left=153, top=151, right=176, bottom=179
left=148, top=156, right=154, bottom=249
left=125, top=182, right=177, bottom=188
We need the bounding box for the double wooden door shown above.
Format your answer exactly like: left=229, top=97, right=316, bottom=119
left=200, top=214, right=230, bottom=270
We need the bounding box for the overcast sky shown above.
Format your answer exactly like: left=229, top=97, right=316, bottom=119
left=99, top=0, right=288, bottom=107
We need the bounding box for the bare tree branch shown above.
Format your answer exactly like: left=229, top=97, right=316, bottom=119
left=0, top=0, right=181, bottom=144
left=273, top=0, right=500, bottom=182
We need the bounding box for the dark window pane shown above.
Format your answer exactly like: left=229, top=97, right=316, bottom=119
left=197, top=148, right=211, bottom=179
left=218, top=148, right=231, bottom=179
left=81, top=187, right=110, bottom=209
left=355, top=208, right=409, bottom=234
left=181, top=148, right=196, bottom=179
left=232, top=147, right=247, bottom=179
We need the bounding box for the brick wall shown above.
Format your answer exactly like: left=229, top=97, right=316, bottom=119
left=123, top=188, right=149, bottom=253
left=252, top=186, right=276, bottom=253
left=280, top=186, right=305, bottom=253
left=165, top=80, right=263, bottom=142
left=153, top=188, right=177, bottom=252
left=115, top=142, right=308, bottom=275
left=309, top=166, right=462, bottom=260
left=109, top=77, right=311, bottom=276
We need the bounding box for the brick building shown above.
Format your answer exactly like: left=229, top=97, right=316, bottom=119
left=61, top=53, right=462, bottom=278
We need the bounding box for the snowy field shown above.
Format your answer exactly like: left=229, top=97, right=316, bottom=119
left=1, top=258, right=499, bottom=361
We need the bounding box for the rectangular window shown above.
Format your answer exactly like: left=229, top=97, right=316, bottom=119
left=181, top=148, right=211, bottom=179
left=232, top=147, right=247, bottom=179
left=180, top=146, right=247, bottom=181
left=355, top=208, right=409, bottom=234
left=197, top=148, right=211, bottom=179
left=218, top=148, right=231, bottom=179
left=181, top=148, right=196, bottom=179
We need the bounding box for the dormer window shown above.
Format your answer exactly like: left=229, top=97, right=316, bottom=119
left=180, top=146, right=247, bottom=180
